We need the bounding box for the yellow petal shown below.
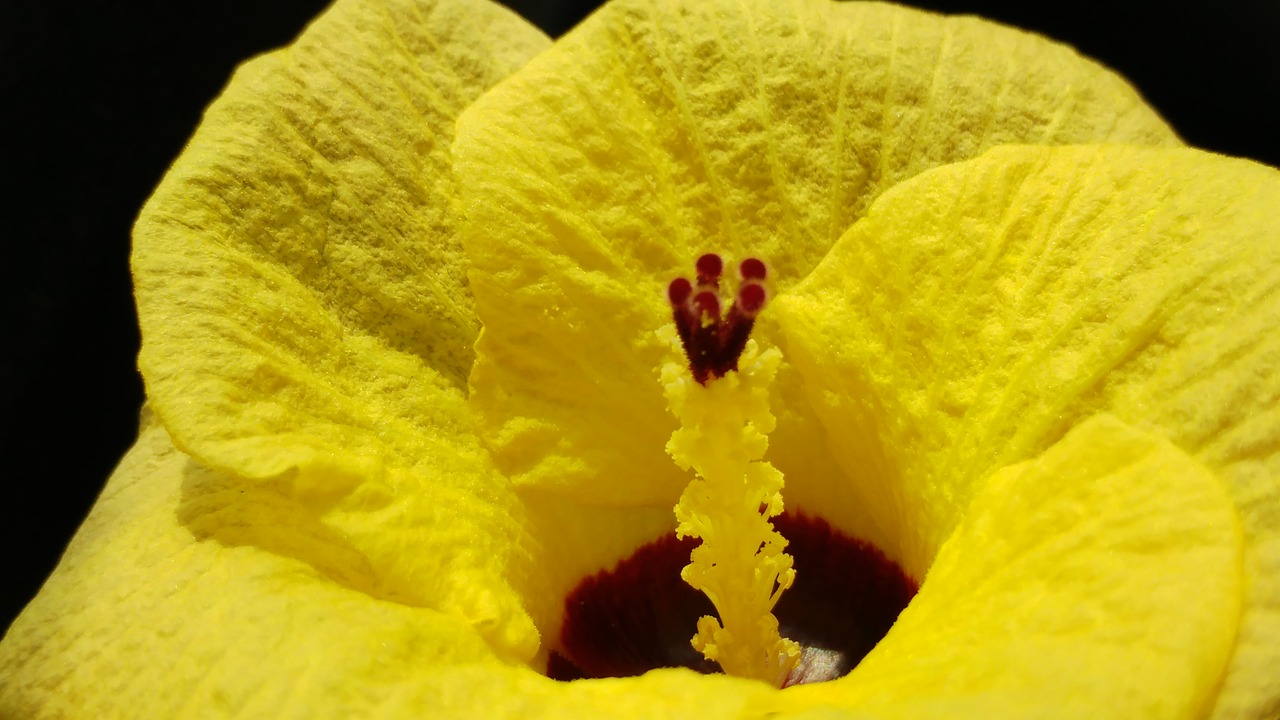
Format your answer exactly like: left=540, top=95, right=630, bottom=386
left=775, top=415, right=1242, bottom=719
left=0, top=415, right=776, bottom=718
left=134, top=0, right=546, bottom=482
left=129, top=0, right=552, bottom=657
left=455, top=0, right=1180, bottom=517
left=776, top=145, right=1280, bottom=718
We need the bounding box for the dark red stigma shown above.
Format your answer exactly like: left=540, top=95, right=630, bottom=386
left=739, top=257, right=767, bottom=282
left=695, top=253, right=724, bottom=287
left=667, top=277, right=693, bottom=306
left=668, top=253, right=769, bottom=385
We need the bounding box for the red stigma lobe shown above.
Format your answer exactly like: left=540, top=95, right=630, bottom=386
left=668, top=277, right=697, bottom=358
left=696, top=253, right=724, bottom=287
left=668, top=255, right=770, bottom=384
left=739, top=257, right=767, bottom=282
left=692, top=290, right=721, bottom=321
left=737, top=282, right=767, bottom=316
left=668, top=277, right=693, bottom=306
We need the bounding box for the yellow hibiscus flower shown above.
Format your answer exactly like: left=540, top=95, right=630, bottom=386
left=3, top=0, right=1277, bottom=718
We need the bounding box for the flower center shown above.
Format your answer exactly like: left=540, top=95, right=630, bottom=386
left=663, top=254, right=800, bottom=685
left=546, top=255, right=916, bottom=688
left=547, top=512, right=917, bottom=686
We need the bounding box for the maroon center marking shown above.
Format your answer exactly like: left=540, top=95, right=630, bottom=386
left=668, top=253, right=770, bottom=385
left=547, top=512, right=918, bottom=686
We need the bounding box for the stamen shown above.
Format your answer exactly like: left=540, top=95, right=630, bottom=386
left=658, top=253, right=797, bottom=687
left=548, top=512, right=918, bottom=685
left=659, top=339, right=799, bottom=687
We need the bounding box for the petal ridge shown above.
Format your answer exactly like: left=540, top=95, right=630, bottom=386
left=455, top=0, right=1180, bottom=512
left=776, top=144, right=1280, bottom=719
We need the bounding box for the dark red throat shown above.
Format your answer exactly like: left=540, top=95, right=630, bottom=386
left=548, top=512, right=918, bottom=686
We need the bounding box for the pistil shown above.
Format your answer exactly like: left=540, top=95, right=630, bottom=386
left=668, top=254, right=769, bottom=385
left=660, top=254, right=799, bottom=687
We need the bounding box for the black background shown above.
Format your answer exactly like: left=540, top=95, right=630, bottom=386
left=3, top=0, right=1277, bottom=635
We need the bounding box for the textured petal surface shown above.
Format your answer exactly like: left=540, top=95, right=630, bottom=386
left=0, top=416, right=779, bottom=719
left=0, top=416, right=499, bottom=718
left=776, top=145, right=1280, bottom=719
left=136, top=0, right=547, bottom=480
left=1, top=415, right=1238, bottom=718
left=454, top=0, right=1180, bottom=519
left=777, top=415, right=1241, bottom=719
left=130, top=0, right=551, bottom=655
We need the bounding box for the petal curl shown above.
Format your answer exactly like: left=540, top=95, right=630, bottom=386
left=454, top=0, right=1180, bottom=515
left=777, top=415, right=1241, bottom=719
left=776, top=145, right=1280, bottom=718
left=130, top=0, right=550, bottom=653
left=0, top=416, right=776, bottom=718
left=0, top=414, right=1245, bottom=716
left=134, top=0, right=546, bottom=483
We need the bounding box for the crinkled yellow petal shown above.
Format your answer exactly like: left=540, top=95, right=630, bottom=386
left=775, top=145, right=1280, bottom=719
left=454, top=0, right=1180, bottom=520
left=132, top=0, right=552, bottom=658
left=124, top=0, right=560, bottom=661
left=0, top=415, right=777, bottom=718
left=0, top=414, right=1243, bottom=718
left=773, top=415, right=1241, bottom=719
left=133, top=0, right=540, bottom=484
left=136, top=0, right=547, bottom=480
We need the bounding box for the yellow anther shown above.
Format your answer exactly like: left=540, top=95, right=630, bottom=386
left=659, top=325, right=799, bottom=687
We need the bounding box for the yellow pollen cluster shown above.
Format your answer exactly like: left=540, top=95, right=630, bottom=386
left=659, top=325, right=800, bottom=687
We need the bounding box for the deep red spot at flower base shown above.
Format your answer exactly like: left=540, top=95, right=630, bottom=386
left=547, top=513, right=918, bottom=686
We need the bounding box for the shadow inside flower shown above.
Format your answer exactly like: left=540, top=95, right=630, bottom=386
left=550, top=513, right=918, bottom=686
left=175, top=460, right=382, bottom=599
